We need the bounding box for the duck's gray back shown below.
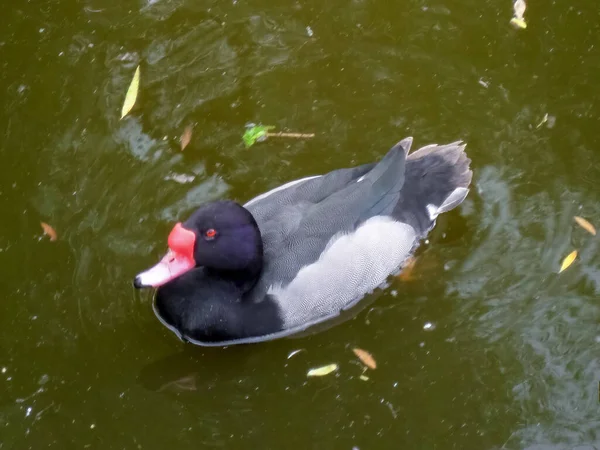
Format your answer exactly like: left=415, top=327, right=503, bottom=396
left=244, top=138, right=472, bottom=335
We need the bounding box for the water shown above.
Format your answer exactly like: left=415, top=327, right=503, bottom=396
left=2, top=0, right=600, bottom=448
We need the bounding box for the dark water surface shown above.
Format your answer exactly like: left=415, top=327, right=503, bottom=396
left=2, top=0, right=600, bottom=448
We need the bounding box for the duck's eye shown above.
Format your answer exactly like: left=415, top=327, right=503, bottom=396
left=204, top=228, right=217, bottom=240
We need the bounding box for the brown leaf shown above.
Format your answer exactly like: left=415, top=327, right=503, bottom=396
left=352, top=348, right=377, bottom=370
left=180, top=125, right=193, bottom=150
left=574, top=216, right=596, bottom=236
left=559, top=250, right=577, bottom=273
left=397, top=256, right=417, bottom=281
left=40, top=222, right=57, bottom=241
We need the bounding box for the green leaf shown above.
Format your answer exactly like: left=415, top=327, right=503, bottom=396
left=242, top=124, right=275, bottom=148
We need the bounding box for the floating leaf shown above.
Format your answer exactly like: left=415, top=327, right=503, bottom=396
left=120, top=65, right=140, bottom=119
left=164, top=173, right=196, bottom=184
left=513, top=0, right=526, bottom=19
left=243, top=124, right=275, bottom=148
left=242, top=124, right=314, bottom=148
left=559, top=250, right=578, bottom=273
left=536, top=113, right=549, bottom=129
left=397, top=256, right=417, bottom=281
left=307, top=363, right=338, bottom=377
left=352, top=348, right=377, bottom=370
left=510, top=17, right=527, bottom=29
left=181, top=125, right=193, bottom=150
left=574, top=216, right=596, bottom=236
left=287, top=349, right=305, bottom=359
left=40, top=222, right=57, bottom=241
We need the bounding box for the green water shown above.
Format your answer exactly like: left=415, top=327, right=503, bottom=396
left=2, top=0, right=600, bottom=448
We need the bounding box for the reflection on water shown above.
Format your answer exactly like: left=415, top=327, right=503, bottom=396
left=450, top=165, right=600, bottom=448
left=2, top=0, right=600, bottom=448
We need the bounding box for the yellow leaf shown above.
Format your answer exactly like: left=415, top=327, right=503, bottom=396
left=40, top=222, right=57, bottom=241
left=181, top=125, right=193, bottom=150
left=120, top=65, right=140, bottom=119
left=559, top=250, right=577, bottom=273
left=574, top=216, right=596, bottom=236
left=307, top=364, right=338, bottom=377
left=510, top=17, right=527, bottom=29
left=352, top=348, right=377, bottom=370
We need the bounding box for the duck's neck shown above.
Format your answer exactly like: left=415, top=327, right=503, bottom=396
left=204, top=262, right=261, bottom=294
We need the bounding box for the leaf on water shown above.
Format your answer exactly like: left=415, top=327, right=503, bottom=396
left=40, top=222, right=57, bottom=241
left=513, top=0, right=526, bottom=19
left=164, top=173, right=196, bottom=184
left=574, top=216, right=596, bottom=236
left=397, top=256, right=417, bottom=281
left=559, top=250, right=577, bottom=273
left=359, top=375, right=369, bottom=381
left=120, top=65, right=140, bottom=119
left=352, top=348, right=377, bottom=370
left=287, top=349, right=305, bottom=359
left=242, top=124, right=275, bottom=148
left=510, top=17, right=527, bottom=29
left=307, top=364, right=338, bottom=377
left=536, top=113, right=549, bottom=129
left=536, top=113, right=557, bottom=129
left=181, top=125, right=193, bottom=150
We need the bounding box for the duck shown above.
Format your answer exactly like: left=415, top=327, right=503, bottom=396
left=133, top=137, right=472, bottom=346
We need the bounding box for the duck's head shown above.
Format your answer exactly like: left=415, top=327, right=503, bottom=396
left=133, top=200, right=263, bottom=289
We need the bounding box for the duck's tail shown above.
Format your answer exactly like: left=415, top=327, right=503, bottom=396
left=394, top=140, right=473, bottom=235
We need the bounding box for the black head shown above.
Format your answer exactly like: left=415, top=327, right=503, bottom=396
left=183, top=200, right=263, bottom=272
left=133, top=200, right=263, bottom=289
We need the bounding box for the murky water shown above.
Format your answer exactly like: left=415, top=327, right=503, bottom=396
left=2, top=0, right=600, bottom=448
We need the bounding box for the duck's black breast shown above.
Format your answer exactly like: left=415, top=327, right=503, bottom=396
left=153, top=269, right=284, bottom=346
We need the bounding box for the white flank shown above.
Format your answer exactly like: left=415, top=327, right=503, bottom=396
left=268, top=216, right=416, bottom=328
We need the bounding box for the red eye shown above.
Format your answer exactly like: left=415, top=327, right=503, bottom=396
left=205, top=228, right=217, bottom=240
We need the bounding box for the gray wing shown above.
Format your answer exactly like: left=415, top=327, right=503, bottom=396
left=244, top=165, right=375, bottom=224
left=247, top=138, right=414, bottom=304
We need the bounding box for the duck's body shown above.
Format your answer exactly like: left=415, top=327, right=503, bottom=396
left=135, top=137, right=472, bottom=346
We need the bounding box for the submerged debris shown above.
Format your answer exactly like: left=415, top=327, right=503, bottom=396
left=510, top=0, right=527, bottom=29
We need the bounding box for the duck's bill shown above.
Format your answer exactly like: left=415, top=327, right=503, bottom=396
left=133, top=250, right=195, bottom=289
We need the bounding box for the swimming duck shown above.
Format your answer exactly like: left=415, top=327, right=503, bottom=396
left=134, top=137, right=472, bottom=346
